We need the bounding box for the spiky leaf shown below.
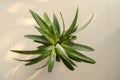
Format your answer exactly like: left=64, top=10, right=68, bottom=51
left=43, top=13, right=60, bottom=41
left=60, top=55, right=75, bottom=71
left=35, top=26, right=55, bottom=44
left=63, top=44, right=96, bottom=64
left=11, top=46, right=52, bottom=55
left=55, top=43, right=77, bottom=67
left=64, top=8, right=78, bottom=37
left=76, top=14, right=94, bottom=32
left=65, top=42, right=94, bottom=51
left=25, top=35, right=50, bottom=44
left=48, top=46, right=56, bottom=72
left=53, top=14, right=60, bottom=34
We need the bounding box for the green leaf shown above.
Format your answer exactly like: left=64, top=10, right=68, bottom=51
left=48, top=46, right=56, bottom=72
left=60, top=55, right=75, bottom=71
left=35, top=26, right=55, bottom=44
left=29, top=10, right=49, bottom=30
left=76, top=13, right=94, bottom=32
left=29, top=10, right=53, bottom=37
left=55, top=44, right=76, bottom=70
left=38, top=45, right=52, bottom=51
left=66, top=42, right=94, bottom=51
left=70, top=36, right=77, bottom=41
left=37, top=45, right=48, bottom=49
left=36, top=55, right=53, bottom=70
left=25, top=35, right=50, bottom=44
left=56, top=53, right=61, bottom=62
left=25, top=52, right=49, bottom=66
left=60, top=12, right=65, bottom=36
left=43, top=12, right=51, bottom=27
left=11, top=50, right=42, bottom=55
left=53, top=14, right=60, bottom=34
left=36, top=60, right=50, bottom=70
left=62, top=35, right=77, bottom=43
left=13, top=52, right=49, bottom=66
left=11, top=46, right=52, bottom=55
left=43, top=12, right=54, bottom=35
left=71, top=25, right=78, bottom=34
left=64, top=8, right=78, bottom=37
left=43, top=13, right=60, bottom=41
left=63, top=44, right=96, bottom=64
left=55, top=43, right=77, bottom=66
left=68, top=55, right=81, bottom=62
left=55, top=43, right=67, bottom=56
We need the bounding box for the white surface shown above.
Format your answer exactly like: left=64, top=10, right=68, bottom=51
left=0, top=0, right=120, bottom=80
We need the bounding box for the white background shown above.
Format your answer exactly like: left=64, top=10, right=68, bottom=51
left=0, top=0, right=120, bottom=80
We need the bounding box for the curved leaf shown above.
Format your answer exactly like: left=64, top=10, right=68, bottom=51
left=43, top=13, right=60, bottom=41
left=64, top=8, right=78, bottom=37
left=43, top=12, right=51, bottom=27
left=68, top=55, right=81, bottom=62
left=60, top=12, right=65, bottom=36
left=62, top=35, right=77, bottom=43
left=11, top=46, right=52, bottom=55
left=60, top=55, right=75, bottom=71
left=11, top=50, right=42, bottom=55
left=13, top=52, right=49, bottom=66
left=29, top=9, right=52, bottom=36
left=25, top=52, right=49, bottom=66
left=76, top=13, right=94, bottom=33
left=56, top=53, right=61, bottom=62
left=36, top=60, right=50, bottom=70
left=53, top=14, right=60, bottom=34
left=48, top=46, right=56, bottom=72
left=63, top=44, right=96, bottom=64
left=25, top=35, right=50, bottom=44
left=66, top=42, right=94, bottom=51
left=55, top=43, right=77, bottom=66
left=35, top=26, right=55, bottom=44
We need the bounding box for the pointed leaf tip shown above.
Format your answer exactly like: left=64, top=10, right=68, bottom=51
left=64, top=7, right=79, bottom=37
left=76, top=13, right=94, bottom=32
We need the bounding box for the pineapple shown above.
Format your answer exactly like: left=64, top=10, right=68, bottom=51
left=11, top=8, right=96, bottom=72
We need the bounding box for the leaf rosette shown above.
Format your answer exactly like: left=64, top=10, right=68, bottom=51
left=11, top=8, right=95, bottom=72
